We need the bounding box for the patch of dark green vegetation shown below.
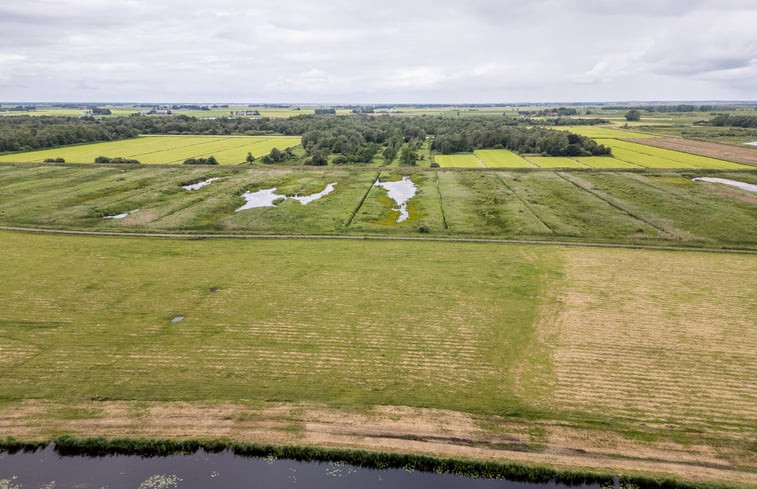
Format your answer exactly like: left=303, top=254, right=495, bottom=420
left=183, top=156, right=218, bottom=165
left=707, top=114, right=757, bottom=128
left=94, top=156, right=140, bottom=164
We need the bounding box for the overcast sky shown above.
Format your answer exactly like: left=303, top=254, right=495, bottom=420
left=1, top=0, right=756, bottom=103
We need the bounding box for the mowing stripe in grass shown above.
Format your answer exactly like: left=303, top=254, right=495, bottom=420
left=122, top=136, right=242, bottom=160
left=182, top=137, right=282, bottom=165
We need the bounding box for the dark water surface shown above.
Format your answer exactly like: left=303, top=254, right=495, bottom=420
left=0, top=446, right=602, bottom=489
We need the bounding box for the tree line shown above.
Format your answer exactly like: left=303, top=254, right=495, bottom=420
left=0, top=113, right=610, bottom=162
left=707, top=114, right=757, bottom=128
left=601, top=104, right=720, bottom=112
left=0, top=116, right=138, bottom=153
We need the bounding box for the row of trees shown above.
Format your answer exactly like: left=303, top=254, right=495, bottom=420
left=519, top=107, right=578, bottom=117
left=431, top=125, right=610, bottom=156
left=0, top=113, right=611, bottom=163
left=602, top=104, right=720, bottom=112
left=708, top=114, right=757, bottom=128
left=0, top=116, right=138, bottom=153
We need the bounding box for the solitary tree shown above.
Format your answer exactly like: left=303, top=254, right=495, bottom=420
left=625, top=109, right=641, bottom=122
left=399, top=146, right=417, bottom=166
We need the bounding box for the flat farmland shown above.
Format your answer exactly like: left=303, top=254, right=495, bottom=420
left=474, top=149, right=534, bottom=168
left=570, top=156, right=641, bottom=169
left=0, top=166, right=755, bottom=248
left=629, top=137, right=757, bottom=167
left=0, top=231, right=755, bottom=484
left=525, top=156, right=587, bottom=168
left=434, top=153, right=484, bottom=168
left=557, top=126, right=660, bottom=139
left=0, top=135, right=302, bottom=165
left=596, top=139, right=752, bottom=170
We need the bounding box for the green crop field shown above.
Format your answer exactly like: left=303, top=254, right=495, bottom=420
left=0, top=135, right=302, bottom=165
left=474, top=149, right=534, bottom=168
left=433, top=153, right=484, bottom=168
left=557, top=126, right=660, bottom=139
left=525, top=156, right=588, bottom=168
left=598, top=139, right=752, bottom=170
left=0, top=230, right=755, bottom=485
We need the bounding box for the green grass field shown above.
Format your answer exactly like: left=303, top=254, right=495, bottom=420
left=474, top=149, right=534, bottom=168
left=0, top=135, right=302, bottom=165
left=0, top=230, right=754, bottom=484
left=0, top=165, right=754, bottom=248
left=0, top=145, right=756, bottom=484
left=0, top=232, right=552, bottom=412
left=434, top=153, right=484, bottom=168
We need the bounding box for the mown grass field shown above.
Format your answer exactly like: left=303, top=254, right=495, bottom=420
left=434, top=144, right=753, bottom=169
left=0, top=165, right=755, bottom=248
left=595, top=139, right=751, bottom=170
left=0, top=135, right=302, bottom=165
left=0, top=232, right=552, bottom=410
left=474, top=149, right=534, bottom=168
left=434, top=153, right=484, bottom=168
left=0, top=231, right=754, bottom=484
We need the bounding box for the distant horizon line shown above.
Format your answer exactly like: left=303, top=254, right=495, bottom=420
left=2, top=100, right=757, bottom=107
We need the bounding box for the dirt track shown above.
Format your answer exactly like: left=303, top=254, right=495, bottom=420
left=625, top=137, right=757, bottom=167
left=1, top=225, right=756, bottom=254
left=2, top=401, right=755, bottom=487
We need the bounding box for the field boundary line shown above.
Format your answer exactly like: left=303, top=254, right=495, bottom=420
left=621, top=173, right=706, bottom=206
left=567, top=157, right=592, bottom=169
left=553, top=171, right=678, bottom=238
left=2, top=226, right=754, bottom=254
left=524, top=156, right=542, bottom=168
left=345, top=170, right=382, bottom=227
left=435, top=172, right=449, bottom=230
left=491, top=172, right=555, bottom=234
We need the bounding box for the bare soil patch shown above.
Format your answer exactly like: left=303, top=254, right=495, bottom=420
left=625, top=137, right=757, bottom=166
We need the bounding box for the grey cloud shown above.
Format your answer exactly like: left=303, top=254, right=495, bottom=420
left=1, top=0, right=756, bottom=102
